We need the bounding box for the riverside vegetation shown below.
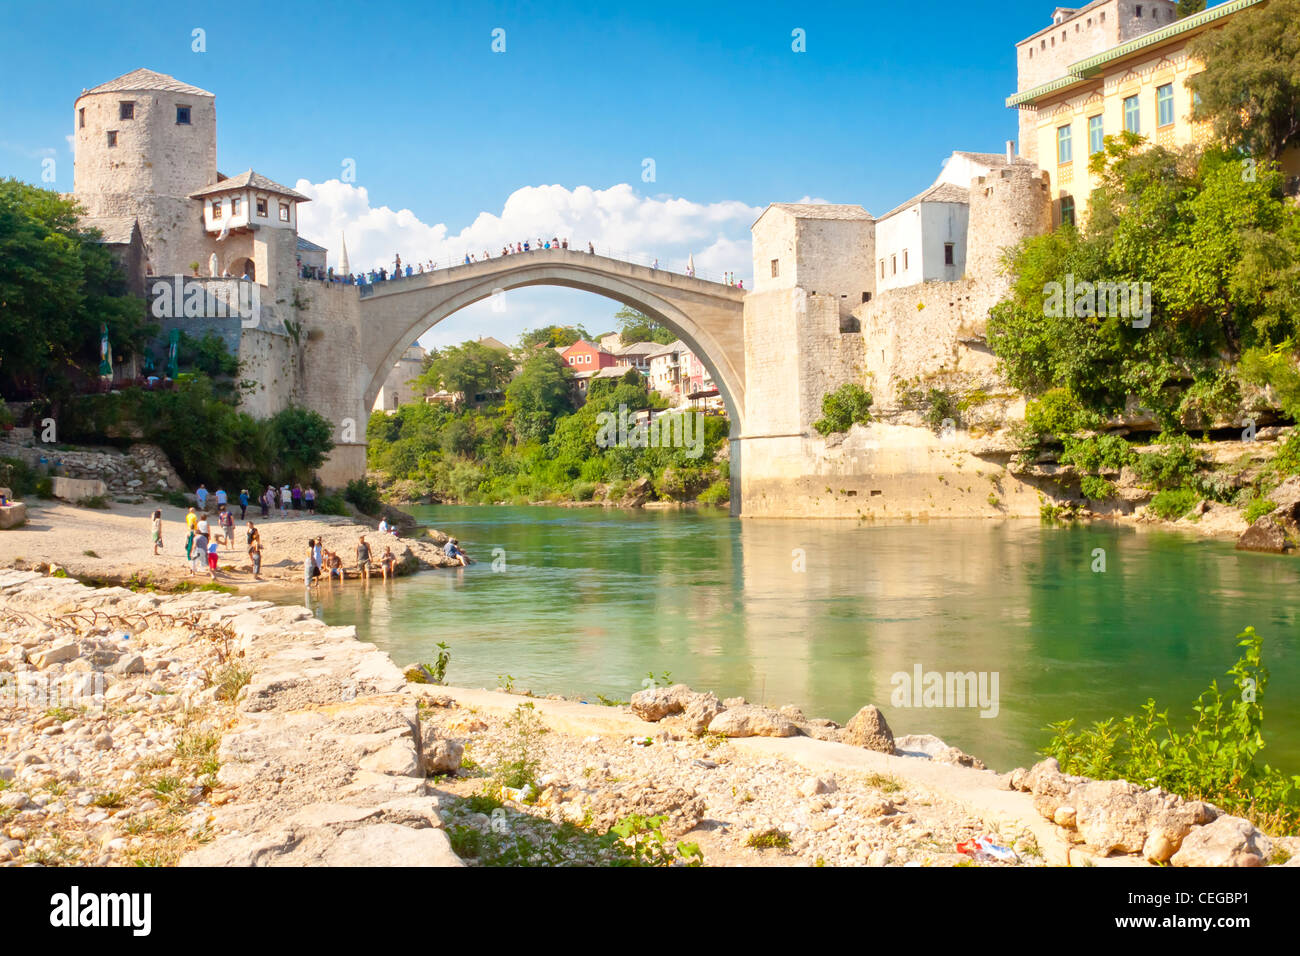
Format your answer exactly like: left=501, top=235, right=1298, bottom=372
left=366, top=336, right=730, bottom=506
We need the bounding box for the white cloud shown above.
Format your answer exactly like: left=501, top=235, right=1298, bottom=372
left=294, top=179, right=759, bottom=284
left=292, top=180, right=762, bottom=350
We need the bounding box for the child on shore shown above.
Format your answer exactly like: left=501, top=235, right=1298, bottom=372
left=151, top=510, right=164, bottom=555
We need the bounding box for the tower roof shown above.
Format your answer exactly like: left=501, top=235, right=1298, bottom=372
left=189, top=170, right=311, bottom=202
left=81, top=68, right=214, bottom=99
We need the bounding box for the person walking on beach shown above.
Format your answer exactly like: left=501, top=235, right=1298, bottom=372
left=304, top=486, right=316, bottom=515
left=220, top=507, right=235, bottom=547
left=292, top=484, right=303, bottom=512
left=215, top=487, right=228, bottom=510
left=184, top=524, right=195, bottom=562
left=356, top=535, right=373, bottom=580
left=191, top=529, right=209, bottom=576
left=186, top=507, right=198, bottom=534
left=260, top=487, right=270, bottom=519
left=280, top=484, right=291, bottom=518
left=239, top=488, right=250, bottom=520
left=196, top=484, right=208, bottom=510
left=207, top=536, right=220, bottom=576
left=151, top=510, right=164, bottom=555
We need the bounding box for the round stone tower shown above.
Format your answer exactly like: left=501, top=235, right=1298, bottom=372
left=964, top=164, right=1052, bottom=282
left=73, top=68, right=217, bottom=275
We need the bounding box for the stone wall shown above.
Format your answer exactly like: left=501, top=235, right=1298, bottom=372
left=295, top=281, right=368, bottom=486
left=0, top=439, right=184, bottom=497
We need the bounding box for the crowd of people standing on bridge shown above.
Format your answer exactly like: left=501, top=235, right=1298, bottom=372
left=299, top=240, right=745, bottom=288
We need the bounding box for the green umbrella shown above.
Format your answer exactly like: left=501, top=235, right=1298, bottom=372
left=166, top=328, right=180, bottom=378
left=142, top=350, right=156, bottom=374
left=98, top=324, right=113, bottom=378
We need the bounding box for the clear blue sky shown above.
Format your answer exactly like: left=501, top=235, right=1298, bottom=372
left=0, top=0, right=1065, bottom=345
left=0, top=0, right=1055, bottom=222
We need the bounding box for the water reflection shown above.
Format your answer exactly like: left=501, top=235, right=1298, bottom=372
left=303, top=506, right=1300, bottom=772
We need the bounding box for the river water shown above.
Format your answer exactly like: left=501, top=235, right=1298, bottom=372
left=307, top=505, right=1300, bottom=773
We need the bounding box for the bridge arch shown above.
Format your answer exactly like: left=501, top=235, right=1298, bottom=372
left=358, top=252, right=747, bottom=434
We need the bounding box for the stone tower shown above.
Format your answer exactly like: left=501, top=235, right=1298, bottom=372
left=964, top=164, right=1052, bottom=282
left=73, top=68, right=218, bottom=275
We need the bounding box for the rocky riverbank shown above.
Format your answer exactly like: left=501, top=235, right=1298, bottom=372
left=3, top=569, right=1295, bottom=867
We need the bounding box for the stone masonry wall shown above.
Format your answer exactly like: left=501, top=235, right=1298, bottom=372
left=0, top=438, right=184, bottom=496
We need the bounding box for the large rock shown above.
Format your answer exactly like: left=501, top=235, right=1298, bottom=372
left=419, top=728, right=463, bottom=775
left=842, top=705, right=895, bottom=754
left=681, top=693, right=724, bottom=735
left=630, top=683, right=696, bottom=721
left=1170, top=814, right=1272, bottom=867
left=1267, top=475, right=1300, bottom=521
left=706, top=705, right=799, bottom=738
left=1237, top=516, right=1290, bottom=553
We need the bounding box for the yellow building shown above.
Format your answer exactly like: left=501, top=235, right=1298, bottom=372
left=1006, top=0, right=1278, bottom=226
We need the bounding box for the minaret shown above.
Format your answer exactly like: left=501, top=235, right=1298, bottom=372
left=338, top=232, right=350, bottom=275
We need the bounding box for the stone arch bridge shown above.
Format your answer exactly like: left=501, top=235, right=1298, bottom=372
left=356, top=249, right=748, bottom=431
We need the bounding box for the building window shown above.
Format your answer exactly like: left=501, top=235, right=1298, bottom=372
left=944, top=243, right=955, bottom=266
left=1124, top=94, right=1141, bottom=134
left=256, top=197, right=268, bottom=217
left=770, top=258, right=779, bottom=278
left=1057, top=124, right=1073, bottom=164
left=879, top=259, right=885, bottom=279
left=231, top=197, right=241, bottom=216
left=1061, top=196, right=1076, bottom=228
left=1136, top=4, right=1143, bottom=15
left=1156, top=83, right=1174, bottom=127
left=1089, top=114, right=1104, bottom=155
left=903, top=249, right=909, bottom=271
left=119, top=101, right=134, bottom=120
left=890, top=254, right=896, bottom=275
left=1100, top=11, right=1105, bottom=22
left=106, top=130, right=117, bottom=147
left=211, top=200, right=222, bottom=220
left=862, top=291, right=871, bottom=303
left=176, top=105, right=191, bottom=125
left=278, top=202, right=290, bottom=222
left=78, top=107, right=85, bottom=129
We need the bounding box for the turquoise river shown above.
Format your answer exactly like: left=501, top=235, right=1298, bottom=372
left=305, top=505, right=1300, bottom=774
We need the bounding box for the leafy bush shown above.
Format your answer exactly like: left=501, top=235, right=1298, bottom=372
left=1060, top=434, right=1133, bottom=474
left=1044, top=628, right=1300, bottom=834
left=1133, top=434, right=1200, bottom=490
left=571, top=480, right=597, bottom=501
left=490, top=703, right=547, bottom=793
left=813, top=384, right=873, bottom=436
left=0, top=456, right=42, bottom=498
left=343, top=477, right=382, bottom=515
left=1024, top=388, right=1094, bottom=440
left=1243, top=496, right=1276, bottom=524
left=1150, top=486, right=1200, bottom=520
left=315, top=494, right=349, bottom=516
left=1079, top=475, right=1117, bottom=500
left=698, top=479, right=730, bottom=505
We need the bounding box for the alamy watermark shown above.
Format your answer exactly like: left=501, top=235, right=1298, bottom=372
left=1, top=672, right=106, bottom=712
left=1043, top=274, right=1151, bottom=328
left=595, top=404, right=704, bottom=459
left=890, top=664, right=999, bottom=718
left=150, top=275, right=261, bottom=328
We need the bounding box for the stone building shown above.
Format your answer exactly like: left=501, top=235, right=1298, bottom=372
left=1007, top=0, right=1298, bottom=225
left=372, top=344, right=427, bottom=412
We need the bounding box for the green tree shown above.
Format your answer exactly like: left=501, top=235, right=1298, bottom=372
left=1175, top=0, right=1205, bottom=18
left=0, top=179, right=151, bottom=399
left=1188, top=0, right=1300, bottom=162
left=416, top=339, right=513, bottom=399
left=813, top=384, right=873, bottom=436
left=518, top=324, right=591, bottom=349
left=614, top=306, right=676, bottom=345
left=988, top=140, right=1300, bottom=427
left=264, top=405, right=335, bottom=482
left=505, top=349, right=575, bottom=441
